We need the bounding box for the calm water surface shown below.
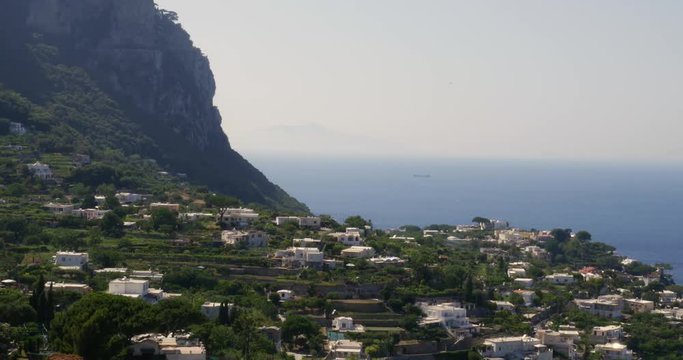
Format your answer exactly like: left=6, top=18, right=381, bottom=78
left=251, top=156, right=683, bottom=282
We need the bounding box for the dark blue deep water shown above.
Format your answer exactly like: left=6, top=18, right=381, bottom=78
left=250, top=156, right=683, bottom=282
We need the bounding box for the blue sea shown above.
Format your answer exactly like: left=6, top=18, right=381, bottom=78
left=249, top=156, right=683, bottom=282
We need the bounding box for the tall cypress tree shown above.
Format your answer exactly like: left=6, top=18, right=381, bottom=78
left=30, top=274, right=46, bottom=323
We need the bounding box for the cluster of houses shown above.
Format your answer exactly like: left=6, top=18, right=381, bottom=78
left=28, top=192, right=683, bottom=360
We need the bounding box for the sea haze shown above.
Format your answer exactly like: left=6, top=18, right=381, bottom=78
left=249, top=155, right=683, bottom=282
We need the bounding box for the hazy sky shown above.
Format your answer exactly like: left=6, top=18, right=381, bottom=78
left=156, top=0, right=683, bottom=162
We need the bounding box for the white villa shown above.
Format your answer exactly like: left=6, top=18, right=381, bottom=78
left=507, top=267, right=527, bottom=278
left=54, top=251, right=89, bottom=270
left=491, top=301, right=515, bottom=312
left=222, top=208, right=259, bottom=227
left=221, top=230, right=269, bottom=247
left=625, top=298, right=654, bottom=313
left=115, top=192, right=147, bottom=204
left=28, top=162, right=53, bottom=180
left=369, top=256, right=406, bottom=266
left=292, top=238, right=321, bottom=247
left=331, top=316, right=364, bottom=332
left=72, top=208, right=109, bottom=220
left=44, top=282, right=92, bottom=294
left=537, top=327, right=580, bottom=359
left=545, top=273, right=576, bottom=285
left=108, top=277, right=149, bottom=297
left=418, top=302, right=475, bottom=332
left=276, top=289, right=294, bottom=302
left=200, top=302, right=232, bottom=320
left=524, top=245, right=550, bottom=261
left=340, top=246, right=376, bottom=259
left=130, top=269, right=164, bottom=280
left=130, top=333, right=206, bottom=360
left=591, top=325, right=623, bottom=344
left=594, top=342, right=633, bottom=360
left=481, top=336, right=553, bottom=360
left=575, top=295, right=624, bottom=319
left=327, top=339, right=365, bottom=360
left=658, top=290, right=679, bottom=306
left=150, top=203, right=181, bottom=211
left=497, top=229, right=529, bottom=244
left=330, top=227, right=365, bottom=246
left=275, top=216, right=321, bottom=229
left=275, top=247, right=324, bottom=268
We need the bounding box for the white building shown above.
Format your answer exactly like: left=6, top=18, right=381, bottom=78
left=658, top=290, right=679, bottom=306
left=497, top=229, right=528, bottom=244
left=130, top=270, right=164, bottom=280
left=200, top=302, right=232, bottom=320
left=491, top=301, right=515, bottom=312
left=9, top=122, right=26, bottom=135
left=369, top=256, right=406, bottom=266
left=108, top=277, right=149, bottom=297
left=575, top=295, right=624, bottom=319
left=330, top=228, right=365, bottom=246
left=591, top=325, right=623, bottom=344
left=327, top=339, right=365, bottom=360
left=28, top=162, right=53, bottom=180
left=545, top=273, right=576, bottom=285
left=418, top=302, right=474, bottom=331
left=481, top=336, right=552, bottom=360
left=179, top=213, right=214, bottom=222
left=625, top=298, right=654, bottom=313
left=44, top=282, right=92, bottom=294
left=150, top=203, right=181, bottom=211
left=44, top=203, right=74, bottom=215
left=275, top=216, right=299, bottom=226
left=54, top=251, right=89, bottom=270
left=115, top=192, right=147, bottom=204
left=220, top=230, right=269, bottom=247
left=130, top=333, right=206, bottom=360
left=275, top=215, right=321, bottom=229
left=332, top=316, right=363, bottom=332
left=276, top=289, right=294, bottom=302
left=523, top=245, right=550, bottom=261
left=536, top=327, right=579, bottom=359
left=341, top=246, right=376, bottom=259
left=276, top=247, right=324, bottom=268
left=594, top=342, right=633, bottom=360
left=72, top=208, right=109, bottom=220
left=222, top=208, right=259, bottom=227
left=652, top=308, right=683, bottom=320
left=299, top=216, right=321, bottom=228
left=507, top=267, right=527, bottom=278
left=292, top=238, right=321, bottom=247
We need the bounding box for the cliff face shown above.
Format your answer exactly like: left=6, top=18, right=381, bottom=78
left=26, top=0, right=221, bottom=150
left=0, top=0, right=308, bottom=212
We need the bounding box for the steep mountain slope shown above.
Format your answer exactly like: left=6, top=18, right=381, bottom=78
left=0, top=0, right=308, bottom=212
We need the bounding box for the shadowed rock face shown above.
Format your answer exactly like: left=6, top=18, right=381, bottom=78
left=26, top=0, right=221, bottom=151
left=0, top=0, right=308, bottom=211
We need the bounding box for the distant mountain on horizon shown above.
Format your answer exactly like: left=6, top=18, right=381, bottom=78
left=0, top=0, right=308, bottom=212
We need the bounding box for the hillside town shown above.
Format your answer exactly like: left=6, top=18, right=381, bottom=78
left=1, top=157, right=681, bottom=359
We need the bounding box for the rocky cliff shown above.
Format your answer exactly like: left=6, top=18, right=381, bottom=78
left=0, top=0, right=308, bottom=211
left=25, top=0, right=222, bottom=151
